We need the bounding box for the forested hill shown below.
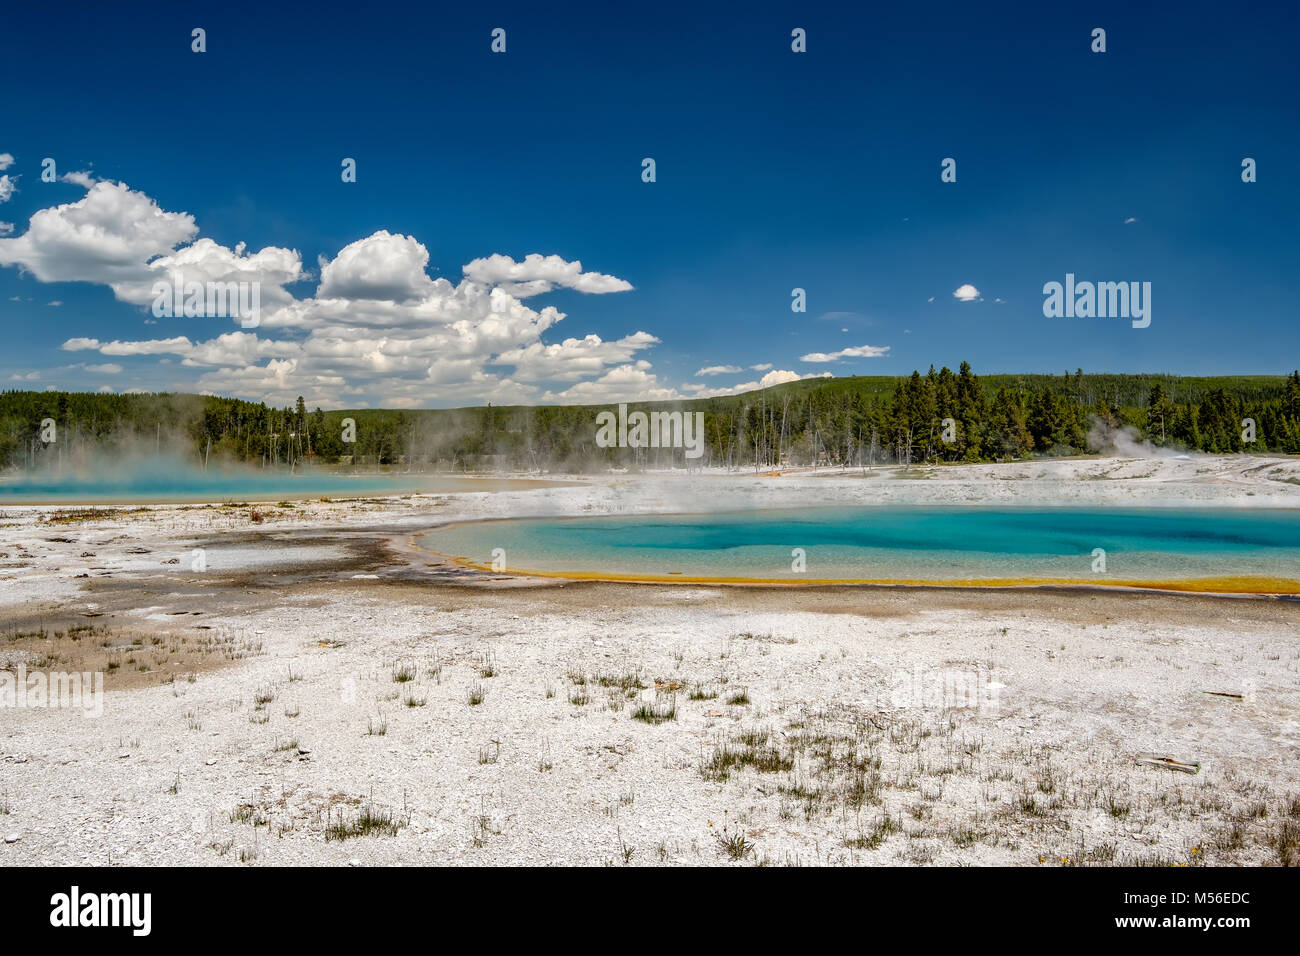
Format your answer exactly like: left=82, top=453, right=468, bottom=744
left=4, top=365, right=1300, bottom=472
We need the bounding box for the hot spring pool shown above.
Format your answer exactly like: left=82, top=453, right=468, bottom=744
left=418, top=506, right=1300, bottom=592
left=0, top=471, right=567, bottom=504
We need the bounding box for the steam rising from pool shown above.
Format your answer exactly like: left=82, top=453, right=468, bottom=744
left=0, top=452, right=532, bottom=504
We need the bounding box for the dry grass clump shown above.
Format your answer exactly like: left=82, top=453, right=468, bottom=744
left=41, top=507, right=145, bottom=525
left=690, top=701, right=1294, bottom=865
left=4, top=622, right=259, bottom=689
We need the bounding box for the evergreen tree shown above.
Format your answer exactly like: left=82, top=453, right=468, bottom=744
left=1145, top=382, right=1173, bottom=445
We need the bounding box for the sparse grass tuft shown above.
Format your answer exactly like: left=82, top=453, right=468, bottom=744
left=846, top=814, right=901, bottom=850
left=632, top=698, right=677, bottom=724
left=702, top=738, right=794, bottom=781
left=323, top=805, right=405, bottom=841
left=595, top=671, right=645, bottom=691
left=1276, top=798, right=1300, bottom=866
left=391, top=663, right=416, bottom=683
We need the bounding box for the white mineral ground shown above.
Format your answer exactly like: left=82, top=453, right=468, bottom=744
left=0, top=455, right=1297, bottom=865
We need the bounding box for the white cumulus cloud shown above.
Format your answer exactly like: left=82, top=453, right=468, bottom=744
left=5, top=175, right=655, bottom=408
left=542, top=362, right=680, bottom=404
left=317, top=231, right=436, bottom=302
left=463, top=253, right=633, bottom=297
left=683, top=369, right=832, bottom=398
left=799, top=344, right=890, bottom=362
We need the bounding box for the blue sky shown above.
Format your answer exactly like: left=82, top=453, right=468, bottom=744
left=1, top=1, right=1296, bottom=408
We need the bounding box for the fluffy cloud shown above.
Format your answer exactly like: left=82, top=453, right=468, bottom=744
left=0, top=176, right=15, bottom=203
left=0, top=154, right=14, bottom=171
left=799, top=344, right=890, bottom=362
left=145, top=238, right=303, bottom=309
left=317, top=231, right=436, bottom=302
left=4, top=173, right=839, bottom=408
left=63, top=336, right=194, bottom=355
left=695, top=364, right=741, bottom=376
left=952, top=284, right=980, bottom=302
left=191, top=359, right=342, bottom=401
left=181, top=331, right=303, bottom=368
left=0, top=181, right=198, bottom=287
left=683, top=369, right=832, bottom=398
left=495, top=331, right=659, bottom=382
left=542, top=362, right=681, bottom=404
left=463, top=253, right=633, bottom=297
left=0, top=180, right=305, bottom=318
left=0, top=175, right=665, bottom=406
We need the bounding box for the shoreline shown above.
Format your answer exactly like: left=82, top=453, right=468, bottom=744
left=438, top=551, right=1300, bottom=595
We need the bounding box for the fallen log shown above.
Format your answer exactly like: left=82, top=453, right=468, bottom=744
left=1136, top=754, right=1201, bottom=774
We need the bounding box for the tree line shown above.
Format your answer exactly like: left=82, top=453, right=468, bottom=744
left=3, top=364, right=1299, bottom=473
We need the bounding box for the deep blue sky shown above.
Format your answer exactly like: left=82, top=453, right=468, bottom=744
left=1, top=0, right=1297, bottom=407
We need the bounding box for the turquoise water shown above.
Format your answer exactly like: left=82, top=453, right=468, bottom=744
left=0, top=471, right=555, bottom=504
left=419, top=507, right=1300, bottom=585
